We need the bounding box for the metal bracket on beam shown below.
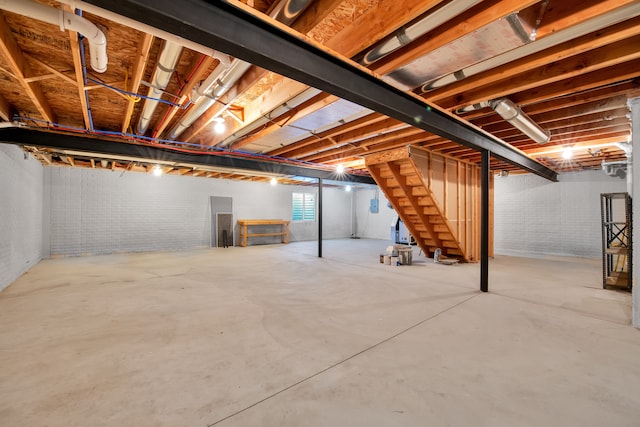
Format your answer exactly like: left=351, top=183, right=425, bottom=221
left=82, top=0, right=557, bottom=182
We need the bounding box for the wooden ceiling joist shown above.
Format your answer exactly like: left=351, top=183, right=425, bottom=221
left=0, top=93, right=11, bottom=121
left=121, top=32, right=154, bottom=134
left=439, top=35, right=640, bottom=111
left=427, top=16, right=640, bottom=105
left=0, top=12, right=54, bottom=123
left=66, top=9, right=92, bottom=130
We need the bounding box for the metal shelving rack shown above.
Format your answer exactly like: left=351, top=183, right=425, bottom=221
left=601, top=193, right=632, bottom=290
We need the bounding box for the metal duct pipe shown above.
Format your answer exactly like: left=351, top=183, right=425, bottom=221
left=490, top=98, right=550, bottom=144
left=602, top=160, right=628, bottom=179
left=0, top=0, right=107, bottom=73
left=422, top=2, right=640, bottom=91
left=218, top=87, right=322, bottom=148
left=168, top=0, right=312, bottom=140
left=190, top=55, right=231, bottom=104
left=358, top=0, right=483, bottom=65
left=269, top=0, right=315, bottom=26
left=136, top=41, right=183, bottom=135
left=168, top=60, right=252, bottom=139
left=58, top=0, right=222, bottom=59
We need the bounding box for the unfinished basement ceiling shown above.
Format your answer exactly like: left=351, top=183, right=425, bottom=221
left=0, top=0, right=638, bottom=181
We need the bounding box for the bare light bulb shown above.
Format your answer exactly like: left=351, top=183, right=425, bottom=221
left=562, top=147, right=573, bottom=160
left=336, top=164, right=344, bottom=174
left=345, top=185, right=352, bottom=192
left=213, top=118, right=226, bottom=134
left=270, top=177, right=277, bottom=186
left=153, top=165, right=162, bottom=176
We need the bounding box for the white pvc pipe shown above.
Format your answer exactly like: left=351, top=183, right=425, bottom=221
left=361, top=0, right=483, bottom=65
left=0, top=0, right=107, bottom=73
left=58, top=0, right=222, bottom=59
left=217, top=87, right=321, bottom=147
left=137, top=41, right=183, bottom=134
left=169, top=60, right=252, bottom=139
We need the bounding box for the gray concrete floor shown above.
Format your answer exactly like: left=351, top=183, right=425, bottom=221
left=1, top=239, right=639, bottom=426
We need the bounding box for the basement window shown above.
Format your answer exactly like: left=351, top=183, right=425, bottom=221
left=292, top=192, right=316, bottom=221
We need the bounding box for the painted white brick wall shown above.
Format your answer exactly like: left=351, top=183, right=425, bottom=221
left=45, top=166, right=353, bottom=256
left=494, top=170, right=627, bottom=258
left=354, top=187, right=395, bottom=240
left=0, top=145, right=43, bottom=291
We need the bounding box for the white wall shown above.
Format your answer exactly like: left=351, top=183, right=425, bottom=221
left=44, top=165, right=354, bottom=256
left=494, top=170, right=627, bottom=258
left=630, top=96, right=639, bottom=327
left=0, top=145, right=43, bottom=291
left=353, top=187, right=395, bottom=240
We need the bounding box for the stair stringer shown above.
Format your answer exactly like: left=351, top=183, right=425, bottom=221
left=365, top=147, right=470, bottom=261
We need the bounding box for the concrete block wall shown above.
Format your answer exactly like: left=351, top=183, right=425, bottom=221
left=0, top=145, right=43, bottom=291
left=494, top=170, right=627, bottom=258
left=45, top=165, right=354, bottom=256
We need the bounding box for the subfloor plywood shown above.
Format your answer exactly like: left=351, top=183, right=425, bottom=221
left=0, top=239, right=639, bottom=426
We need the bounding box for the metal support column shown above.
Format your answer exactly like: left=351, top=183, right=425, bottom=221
left=318, top=177, right=323, bottom=258
left=481, top=150, right=490, bottom=292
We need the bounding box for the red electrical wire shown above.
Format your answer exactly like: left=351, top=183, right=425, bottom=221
left=151, top=53, right=208, bottom=139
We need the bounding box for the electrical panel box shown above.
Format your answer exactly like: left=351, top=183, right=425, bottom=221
left=370, top=198, right=379, bottom=213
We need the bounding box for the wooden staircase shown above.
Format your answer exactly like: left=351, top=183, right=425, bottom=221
left=365, top=146, right=490, bottom=262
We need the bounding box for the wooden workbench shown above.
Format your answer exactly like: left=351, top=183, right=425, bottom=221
left=237, top=219, right=290, bottom=247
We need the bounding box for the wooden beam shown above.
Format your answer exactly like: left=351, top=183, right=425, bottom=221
left=179, top=64, right=270, bottom=142
left=535, top=0, right=640, bottom=39
left=428, top=17, right=640, bottom=105
left=65, top=5, right=92, bottom=130
left=122, top=32, right=154, bottom=134
left=0, top=12, right=54, bottom=122
left=303, top=127, right=425, bottom=162
left=180, top=0, right=441, bottom=145
left=23, top=54, right=78, bottom=87
left=283, top=118, right=408, bottom=159
left=293, top=0, right=348, bottom=34
left=372, top=0, right=540, bottom=76
left=438, top=35, right=640, bottom=110
left=324, top=0, right=445, bottom=59
left=0, top=93, right=11, bottom=121
left=510, top=58, right=640, bottom=107
left=231, top=92, right=337, bottom=150
left=152, top=54, right=216, bottom=137
left=268, top=113, right=388, bottom=156
left=23, top=73, right=58, bottom=83
left=310, top=131, right=435, bottom=164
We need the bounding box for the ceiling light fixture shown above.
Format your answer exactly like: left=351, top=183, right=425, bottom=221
left=490, top=98, right=550, bottom=144
left=336, top=164, right=344, bottom=174
left=213, top=117, right=226, bottom=134
left=153, top=165, right=163, bottom=176
left=562, top=147, right=573, bottom=160
left=270, top=177, right=277, bottom=185
left=345, top=185, right=352, bottom=192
